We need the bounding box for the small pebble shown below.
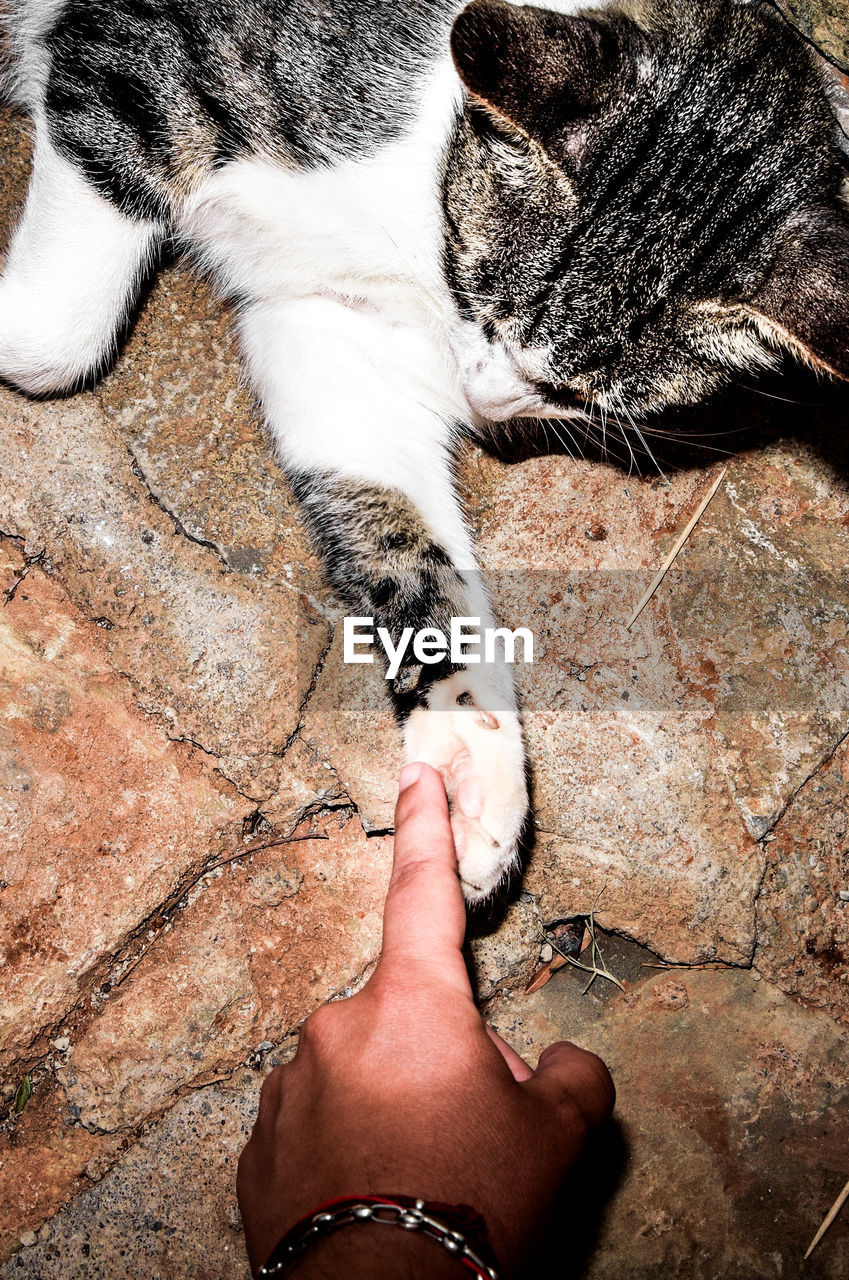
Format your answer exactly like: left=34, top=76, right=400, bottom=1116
left=839, top=890, right=849, bottom=902
left=20, top=1232, right=37, bottom=1248
left=540, top=943, right=553, bottom=963
left=53, top=1037, right=70, bottom=1052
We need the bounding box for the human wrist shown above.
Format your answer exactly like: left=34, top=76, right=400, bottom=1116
left=255, top=1194, right=504, bottom=1280
left=284, top=1223, right=469, bottom=1280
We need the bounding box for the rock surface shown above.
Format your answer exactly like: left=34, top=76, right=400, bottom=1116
left=757, top=737, right=849, bottom=1024
left=0, top=549, right=242, bottom=1082
left=778, top=0, right=849, bottom=71
left=493, top=964, right=849, bottom=1280
left=4, top=965, right=848, bottom=1280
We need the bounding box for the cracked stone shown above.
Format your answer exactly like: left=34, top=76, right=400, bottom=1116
left=756, top=736, right=849, bottom=1024
left=55, top=812, right=390, bottom=1134
left=489, top=967, right=849, bottom=1279
left=260, top=735, right=349, bottom=831
left=0, top=548, right=242, bottom=1086
left=297, top=624, right=403, bottom=832
left=0, top=1074, right=263, bottom=1280
left=667, top=443, right=849, bottom=841
left=0, top=1075, right=119, bottom=1264
left=468, top=894, right=542, bottom=1001
left=777, top=0, right=849, bottom=71
left=6, top=969, right=848, bottom=1279
left=0, top=387, right=328, bottom=799
left=473, top=453, right=764, bottom=963
left=96, top=260, right=325, bottom=598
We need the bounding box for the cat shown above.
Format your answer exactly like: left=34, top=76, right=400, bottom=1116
left=0, top=0, right=846, bottom=900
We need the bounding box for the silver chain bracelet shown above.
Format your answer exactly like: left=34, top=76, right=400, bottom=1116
left=257, top=1195, right=502, bottom=1279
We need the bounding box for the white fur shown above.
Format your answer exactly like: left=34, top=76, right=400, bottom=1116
left=2, top=0, right=68, bottom=108
left=404, top=670, right=527, bottom=900
left=0, top=134, right=161, bottom=393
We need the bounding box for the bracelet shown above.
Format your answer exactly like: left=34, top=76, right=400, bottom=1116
left=257, top=1194, right=502, bottom=1279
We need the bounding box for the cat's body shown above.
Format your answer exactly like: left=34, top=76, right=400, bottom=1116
left=1, top=0, right=847, bottom=897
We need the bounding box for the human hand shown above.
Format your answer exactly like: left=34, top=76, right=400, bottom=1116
left=237, top=762, right=614, bottom=1279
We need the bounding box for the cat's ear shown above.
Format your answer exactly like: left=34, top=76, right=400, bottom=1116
left=451, top=0, right=623, bottom=140
left=746, top=211, right=849, bottom=380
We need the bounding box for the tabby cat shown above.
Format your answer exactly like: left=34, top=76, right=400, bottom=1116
left=1, top=0, right=846, bottom=898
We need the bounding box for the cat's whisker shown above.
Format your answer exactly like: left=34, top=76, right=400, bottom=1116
left=579, top=408, right=629, bottom=466
left=740, top=382, right=809, bottom=407
left=614, top=416, right=641, bottom=478
left=612, top=391, right=666, bottom=479
left=632, top=428, right=737, bottom=457
left=540, top=420, right=552, bottom=455
left=599, top=399, right=610, bottom=463
left=547, top=418, right=583, bottom=461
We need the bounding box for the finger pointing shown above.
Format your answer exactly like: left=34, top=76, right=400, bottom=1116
left=376, top=763, right=470, bottom=995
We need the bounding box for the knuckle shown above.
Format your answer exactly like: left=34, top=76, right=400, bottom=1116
left=573, top=1048, right=616, bottom=1113
left=540, top=1042, right=615, bottom=1126
left=259, top=1062, right=286, bottom=1098
left=298, top=1001, right=339, bottom=1048
left=388, top=855, right=431, bottom=899
left=255, top=1065, right=284, bottom=1121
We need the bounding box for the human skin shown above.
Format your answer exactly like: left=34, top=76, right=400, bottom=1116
left=237, top=762, right=615, bottom=1279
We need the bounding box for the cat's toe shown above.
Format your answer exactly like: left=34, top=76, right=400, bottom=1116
left=403, top=675, right=528, bottom=902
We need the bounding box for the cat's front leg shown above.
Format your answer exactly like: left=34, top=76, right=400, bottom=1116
left=240, top=295, right=528, bottom=900
left=0, top=132, right=161, bottom=396
left=293, top=470, right=529, bottom=900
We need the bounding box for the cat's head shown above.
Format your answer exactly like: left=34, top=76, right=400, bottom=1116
left=444, top=0, right=849, bottom=427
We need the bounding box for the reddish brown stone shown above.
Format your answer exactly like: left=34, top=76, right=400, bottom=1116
left=56, top=813, right=391, bottom=1133
left=490, top=967, right=849, bottom=1279
left=296, top=626, right=402, bottom=833
left=96, top=261, right=324, bottom=599
left=756, top=738, right=849, bottom=1023
left=777, top=0, right=849, bottom=71
left=0, top=549, right=244, bottom=1082
left=0, top=110, right=30, bottom=249
left=0, top=1077, right=121, bottom=1262
left=0, top=388, right=327, bottom=800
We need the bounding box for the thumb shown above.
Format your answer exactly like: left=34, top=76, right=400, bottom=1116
left=523, top=1041, right=615, bottom=1133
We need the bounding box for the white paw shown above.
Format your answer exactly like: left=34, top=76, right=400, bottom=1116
left=403, top=672, right=528, bottom=902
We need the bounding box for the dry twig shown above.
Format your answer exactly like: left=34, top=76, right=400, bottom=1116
left=626, top=465, right=728, bottom=630
left=532, top=890, right=624, bottom=996
left=563, top=913, right=625, bottom=996
left=804, top=1173, right=849, bottom=1260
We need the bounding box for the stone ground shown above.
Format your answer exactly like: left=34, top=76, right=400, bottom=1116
left=2, top=10, right=849, bottom=1275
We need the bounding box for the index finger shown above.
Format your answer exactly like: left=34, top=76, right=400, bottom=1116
left=376, top=762, right=471, bottom=996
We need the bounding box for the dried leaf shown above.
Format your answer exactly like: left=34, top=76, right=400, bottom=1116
left=13, top=1075, right=32, bottom=1114
left=525, top=963, right=555, bottom=994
